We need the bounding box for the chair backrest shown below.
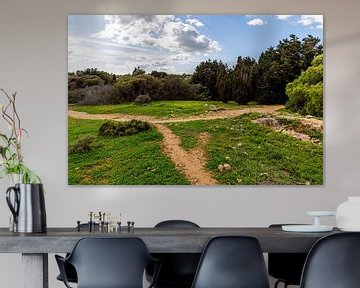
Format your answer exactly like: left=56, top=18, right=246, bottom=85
left=300, top=232, right=360, bottom=288
left=151, top=220, right=201, bottom=286
left=268, top=224, right=308, bottom=285
left=155, top=220, right=200, bottom=228
left=67, top=237, right=154, bottom=288
left=191, top=236, right=270, bottom=288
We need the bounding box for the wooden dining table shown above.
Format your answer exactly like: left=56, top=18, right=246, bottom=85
left=0, top=226, right=339, bottom=288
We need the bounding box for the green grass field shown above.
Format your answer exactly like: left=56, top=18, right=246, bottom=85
left=68, top=101, right=323, bottom=185
left=167, top=114, right=323, bottom=185
left=68, top=117, right=189, bottom=185
left=70, top=100, right=245, bottom=118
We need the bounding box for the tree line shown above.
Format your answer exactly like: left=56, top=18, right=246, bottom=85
left=68, top=34, right=323, bottom=116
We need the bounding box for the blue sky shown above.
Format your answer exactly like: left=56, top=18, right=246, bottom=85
left=68, top=15, right=323, bottom=75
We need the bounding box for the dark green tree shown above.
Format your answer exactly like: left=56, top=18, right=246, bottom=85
left=216, top=70, right=232, bottom=103
left=257, top=34, right=323, bottom=104
left=232, top=57, right=259, bottom=105
left=300, top=35, right=323, bottom=70
left=160, top=76, right=195, bottom=100
left=192, top=59, right=226, bottom=100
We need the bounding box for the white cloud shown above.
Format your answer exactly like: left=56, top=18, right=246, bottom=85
left=186, top=17, right=204, bottom=27
left=68, top=15, right=221, bottom=74
left=247, top=18, right=267, bottom=26
left=298, top=15, right=323, bottom=29
left=92, top=15, right=219, bottom=54
left=277, top=15, right=292, bottom=20
left=69, top=15, right=221, bottom=74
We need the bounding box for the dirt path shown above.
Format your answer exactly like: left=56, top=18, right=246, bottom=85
left=68, top=105, right=283, bottom=123
left=154, top=124, right=216, bottom=185
left=69, top=105, right=283, bottom=184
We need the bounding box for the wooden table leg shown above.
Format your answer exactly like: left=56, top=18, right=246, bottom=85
left=22, top=253, right=48, bottom=288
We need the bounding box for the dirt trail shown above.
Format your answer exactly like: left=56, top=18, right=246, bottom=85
left=68, top=105, right=283, bottom=123
left=154, top=124, right=216, bottom=185
left=69, top=105, right=283, bottom=184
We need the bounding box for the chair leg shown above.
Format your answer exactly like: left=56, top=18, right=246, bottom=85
left=274, top=280, right=289, bottom=288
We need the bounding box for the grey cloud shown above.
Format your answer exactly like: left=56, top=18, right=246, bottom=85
left=142, top=39, right=157, bottom=46
left=152, top=60, right=169, bottom=67
left=173, top=27, right=218, bottom=52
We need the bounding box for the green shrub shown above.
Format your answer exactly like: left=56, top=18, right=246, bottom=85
left=68, top=88, right=86, bottom=104
left=98, top=120, right=151, bottom=137
left=286, top=54, right=323, bottom=117
left=69, top=136, right=96, bottom=154
left=134, top=94, right=151, bottom=105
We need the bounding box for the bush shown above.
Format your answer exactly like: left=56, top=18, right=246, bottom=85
left=285, top=54, right=323, bottom=117
left=134, top=94, right=151, bottom=105
left=69, top=136, right=95, bottom=154
left=98, top=120, right=151, bottom=137
left=68, top=88, right=86, bottom=104
left=115, top=75, right=161, bottom=102
left=160, top=76, right=195, bottom=100
left=78, top=85, right=118, bottom=106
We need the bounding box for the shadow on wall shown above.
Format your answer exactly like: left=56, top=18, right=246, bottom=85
left=327, top=31, right=360, bottom=47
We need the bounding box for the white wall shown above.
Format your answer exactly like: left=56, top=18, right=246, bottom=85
left=1, top=0, right=360, bottom=287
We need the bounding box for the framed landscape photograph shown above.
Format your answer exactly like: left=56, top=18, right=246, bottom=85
left=68, top=14, right=323, bottom=185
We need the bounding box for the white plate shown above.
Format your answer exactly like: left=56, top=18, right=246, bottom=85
left=282, top=225, right=333, bottom=232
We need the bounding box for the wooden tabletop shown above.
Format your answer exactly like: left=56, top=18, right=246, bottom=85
left=0, top=227, right=339, bottom=253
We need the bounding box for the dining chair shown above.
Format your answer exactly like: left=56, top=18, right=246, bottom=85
left=55, top=237, right=161, bottom=288
left=56, top=223, right=99, bottom=284
left=191, top=236, right=270, bottom=288
left=147, top=220, right=201, bottom=288
left=268, top=224, right=308, bottom=288
left=300, top=232, right=360, bottom=288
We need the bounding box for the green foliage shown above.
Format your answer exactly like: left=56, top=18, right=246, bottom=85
left=68, top=69, right=116, bottom=94
left=286, top=54, right=323, bottom=117
left=134, top=94, right=151, bottom=105
left=216, top=70, right=232, bottom=103
left=232, top=57, right=259, bottom=105
left=98, top=120, right=151, bottom=137
left=132, top=66, right=146, bottom=76
left=74, top=68, right=115, bottom=84
left=161, top=76, right=195, bottom=100
left=192, top=59, right=226, bottom=100
left=69, top=135, right=96, bottom=154
left=68, top=34, right=323, bottom=106
left=68, top=118, right=188, bottom=185
left=68, top=88, right=86, bottom=104
left=150, top=71, right=168, bottom=78
left=115, top=74, right=161, bottom=102
left=257, top=35, right=323, bottom=104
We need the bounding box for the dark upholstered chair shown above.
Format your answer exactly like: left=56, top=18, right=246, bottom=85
left=147, top=220, right=201, bottom=288
left=56, top=223, right=99, bottom=284
left=55, top=237, right=160, bottom=288
left=191, top=236, right=270, bottom=288
left=300, top=232, right=360, bottom=288
left=268, top=224, right=308, bottom=288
